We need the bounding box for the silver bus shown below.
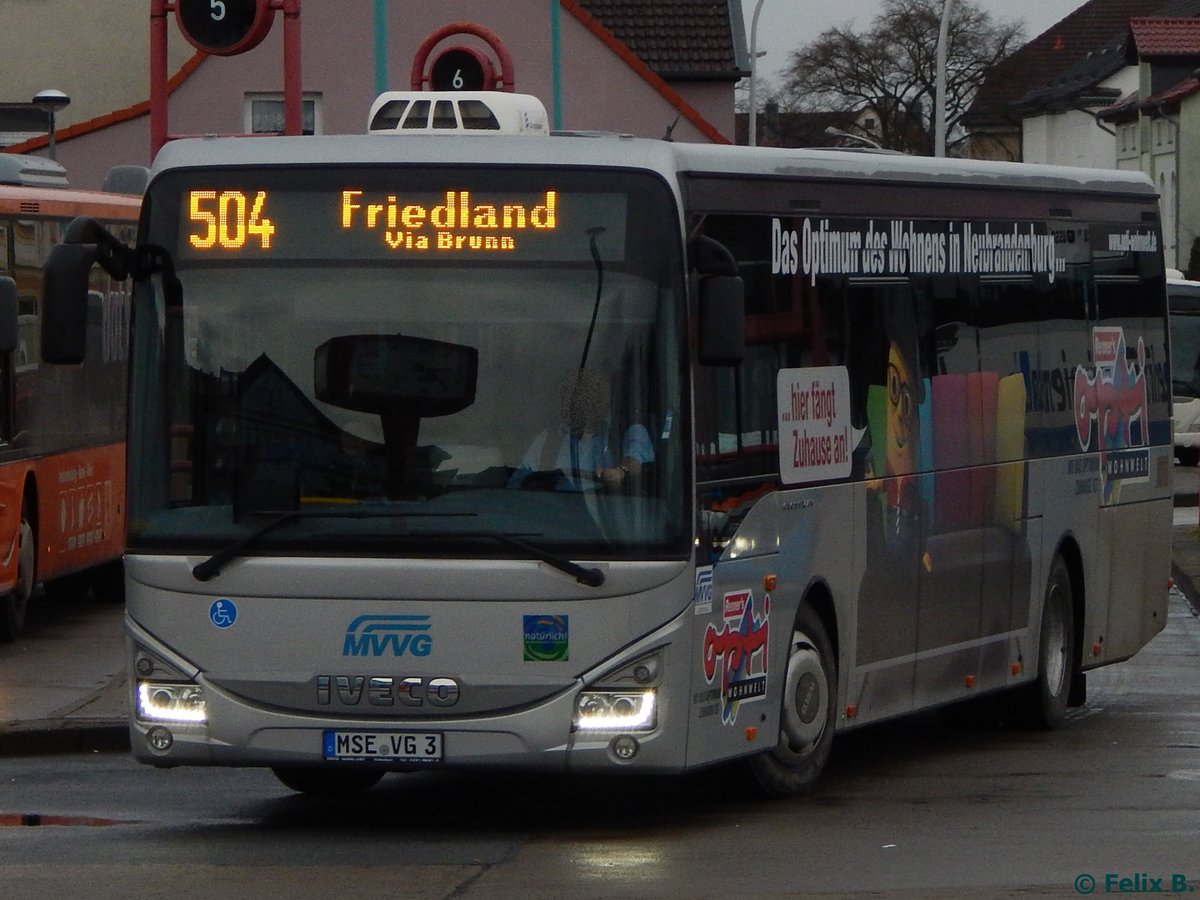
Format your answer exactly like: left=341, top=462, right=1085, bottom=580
left=44, top=97, right=1172, bottom=796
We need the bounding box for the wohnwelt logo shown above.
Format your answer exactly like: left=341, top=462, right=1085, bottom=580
left=342, top=615, right=433, bottom=657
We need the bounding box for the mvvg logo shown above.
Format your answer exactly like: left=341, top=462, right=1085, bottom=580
left=342, top=615, right=433, bottom=657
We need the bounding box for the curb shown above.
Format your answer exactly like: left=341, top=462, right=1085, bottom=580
left=0, top=673, right=131, bottom=757
left=1173, top=560, right=1200, bottom=619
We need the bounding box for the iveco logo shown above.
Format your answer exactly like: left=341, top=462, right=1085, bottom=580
left=317, top=675, right=460, bottom=708
left=342, top=614, right=432, bottom=657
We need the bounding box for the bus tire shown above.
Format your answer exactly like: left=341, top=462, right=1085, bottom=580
left=747, top=603, right=836, bottom=797
left=0, top=515, right=35, bottom=642
left=1021, top=555, right=1076, bottom=730
left=271, top=766, right=385, bottom=795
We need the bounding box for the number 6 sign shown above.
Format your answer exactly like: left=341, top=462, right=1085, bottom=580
left=176, top=0, right=273, bottom=56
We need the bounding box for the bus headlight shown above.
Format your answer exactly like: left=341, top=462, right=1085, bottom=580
left=136, top=682, right=208, bottom=724
left=573, top=689, right=656, bottom=732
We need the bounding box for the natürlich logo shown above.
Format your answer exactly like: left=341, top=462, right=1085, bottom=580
left=523, top=614, right=568, bottom=661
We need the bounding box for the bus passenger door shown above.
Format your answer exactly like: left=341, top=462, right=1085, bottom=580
left=689, top=339, right=783, bottom=766
left=1092, top=234, right=1172, bottom=661
left=686, top=213, right=815, bottom=765
left=852, top=282, right=924, bottom=718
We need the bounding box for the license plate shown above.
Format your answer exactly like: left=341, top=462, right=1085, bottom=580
left=323, top=730, right=443, bottom=763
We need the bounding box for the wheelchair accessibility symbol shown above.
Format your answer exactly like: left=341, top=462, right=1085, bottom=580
left=210, top=599, right=237, bottom=629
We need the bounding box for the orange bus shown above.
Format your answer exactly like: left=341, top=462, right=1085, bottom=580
left=0, top=154, right=139, bottom=640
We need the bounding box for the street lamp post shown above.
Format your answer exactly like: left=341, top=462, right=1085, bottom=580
left=551, top=0, right=563, bottom=130
left=935, top=0, right=954, bottom=157
left=748, top=0, right=766, bottom=147
left=32, top=89, right=70, bottom=162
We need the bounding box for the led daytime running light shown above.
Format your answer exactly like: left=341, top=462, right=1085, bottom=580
left=137, top=682, right=208, bottom=724
left=574, top=690, right=656, bottom=731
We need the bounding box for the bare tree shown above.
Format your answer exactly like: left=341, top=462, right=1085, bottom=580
left=780, top=0, right=1024, bottom=155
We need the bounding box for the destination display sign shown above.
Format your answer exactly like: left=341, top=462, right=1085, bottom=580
left=178, top=185, right=627, bottom=263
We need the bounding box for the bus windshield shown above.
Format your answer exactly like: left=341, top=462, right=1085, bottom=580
left=128, top=165, right=689, bottom=562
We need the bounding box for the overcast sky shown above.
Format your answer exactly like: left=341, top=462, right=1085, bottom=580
left=739, top=0, right=1092, bottom=83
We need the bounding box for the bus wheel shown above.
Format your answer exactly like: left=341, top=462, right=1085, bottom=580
left=1018, top=555, right=1076, bottom=730
left=748, top=604, right=836, bottom=797
left=0, top=517, right=35, bottom=642
left=271, top=766, right=385, bottom=795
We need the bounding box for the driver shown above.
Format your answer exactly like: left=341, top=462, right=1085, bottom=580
left=507, top=367, right=654, bottom=490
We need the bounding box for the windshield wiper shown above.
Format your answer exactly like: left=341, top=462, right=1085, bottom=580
left=192, top=513, right=604, bottom=587
left=375, top=530, right=605, bottom=587
left=191, top=509, right=476, bottom=582
left=480, top=533, right=605, bottom=587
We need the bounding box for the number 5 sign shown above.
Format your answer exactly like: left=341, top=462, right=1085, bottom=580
left=176, top=0, right=273, bottom=56
left=151, top=0, right=298, bottom=155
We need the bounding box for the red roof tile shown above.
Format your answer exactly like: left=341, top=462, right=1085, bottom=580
left=562, top=0, right=731, bottom=142
left=1130, top=17, right=1200, bottom=55
left=1100, top=73, right=1200, bottom=120
left=576, top=0, right=744, bottom=77
left=1147, top=74, right=1200, bottom=103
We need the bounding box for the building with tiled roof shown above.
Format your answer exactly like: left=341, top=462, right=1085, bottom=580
left=1007, top=40, right=1127, bottom=119
left=2, top=0, right=747, bottom=190
left=965, top=2, right=1200, bottom=273
left=1095, top=17, right=1200, bottom=274
left=578, top=0, right=748, bottom=79
left=963, top=0, right=1200, bottom=162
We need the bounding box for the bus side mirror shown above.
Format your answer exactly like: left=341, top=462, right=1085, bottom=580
left=698, top=275, right=744, bottom=365
left=42, top=242, right=98, bottom=364
left=0, top=277, right=18, bottom=355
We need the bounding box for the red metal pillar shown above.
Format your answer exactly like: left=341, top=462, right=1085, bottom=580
left=281, top=0, right=302, bottom=135
left=410, top=22, right=515, bottom=92
left=150, top=0, right=171, bottom=159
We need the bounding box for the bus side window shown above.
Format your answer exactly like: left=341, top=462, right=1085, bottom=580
left=0, top=267, right=11, bottom=444
left=694, top=216, right=775, bottom=481
left=845, top=281, right=924, bottom=484
left=1093, top=234, right=1170, bottom=437
left=694, top=214, right=850, bottom=482
left=1033, top=237, right=1092, bottom=458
